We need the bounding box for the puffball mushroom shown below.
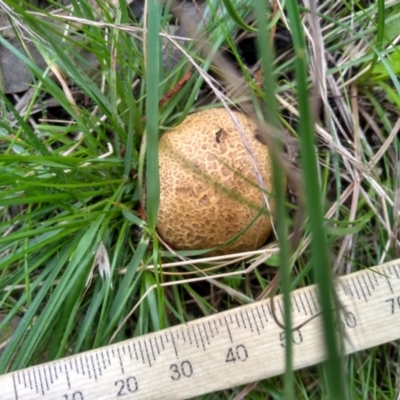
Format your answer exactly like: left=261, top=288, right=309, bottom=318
left=157, top=108, right=277, bottom=255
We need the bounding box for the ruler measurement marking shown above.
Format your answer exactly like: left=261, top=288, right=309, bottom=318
left=31, top=370, right=37, bottom=395
left=266, top=302, right=273, bottom=317
left=138, top=341, right=145, bottom=364
left=361, top=275, right=371, bottom=297
left=38, top=368, right=44, bottom=395
left=48, top=365, right=53, bottom=384
left=313, top=288, right=321, bottom=309
left=351, top=277, right=361, bottom=300
left=85, top=356, right=91, bottom=377
left=192, top=326, right=200, bottom=349
left=362, top=274, right=372, bottom=296
left=372, top=271, right=379, bottom=287
left=117, top=347, right=126, bottom=372
left=133, top=343, right=139, bottom=361
left=304, top=292, right=314, bottom=316
left=24, top=371, right=29, bottom=390
left=277, top=299, right=284, bottom=319
left=154, top=336, right=161, bottom=354
left=208, top=321, right=214, bottom=338
left=90, top=354, right=97, bottom=380
left=101, top=350, right=106, bottom=369
left=43, top=366, right=49, bottom=391
left=182, top=330, right=186, bottom=343
left=224, top=316, right=233, bottom=343
left=367, top=272, right=375, bottom=290
left=187, top=327, right=193, bottom=345
left=157, top=335, right=163, bottom=353
left=106, top=349, right=111, bottom=367
left=356, top=276, right=368, bottom=302
left=101, top=349, right=110, bottom=370
left=302, top=292, right=311, bottom=315
left=251, top=309, right=258, bottom=332
left=53, top=365, right=58, bottom=380
left=394, top=264, right=400, bottom=278
left=96, top=353, right=102, bottom=375
left=347, top=280, right=354, bottom=296
left=256, top=306, right=265, bottom=329
left=349, top=277, right=360, bottom=300
left=393, top=263, right=399, bottom=277
left=346, top=280, right=354, bottom=297
left=27, top=370, right=32, bottom=390
left=148, top=338, right=156, bottom=362
left=240, top=310, right=247, bottom=329
left=244, top=309, right=253, bottom=333
left=32, top=369, right=37, bottom=393
left=64, top=364, right=70, bottom=389
left=309, top=290, right=318, bottom=313
left=261, top=304, right=269, bottom=323
left=203, top=323, right=210, bottom=344
left=250, top=309, right=260, bottom=334
left=360, top=276, right=368, bottom=300
left=197, top=325, right=206, bottom=350
left=40, top=368, right=47, bottom=394
left=127, top=343, right=133, bottom=359
left=384, top=267, right=394, bottom=293
left=170, top=332, right=179, bottom=359
left=79, top=356, right=85, bottom=376
left=293, top=295, right=301, bottom=313
left=235, top=313, right=241, bottom=328
left=245, top=309, right=253, bottom=332
left=160, top=335, right=165, bottom=350
left=85, top=355, right=92, bottom=379
left=12, top=373, right=18, bottom=400
left=214, top=319, right=219, bottom=334
left=298, top=293, right=308, bottom=316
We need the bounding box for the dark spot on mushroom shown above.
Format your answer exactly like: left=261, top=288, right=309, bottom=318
left=215, top=129, right=223, bottom=143
left=254, top=129, right=267, bottom=145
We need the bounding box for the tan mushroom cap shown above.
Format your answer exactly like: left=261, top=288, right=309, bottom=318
left=157, top=108, right=276, bottom=255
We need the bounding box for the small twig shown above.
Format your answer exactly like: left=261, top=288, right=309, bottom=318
left=159, top=72, right=192, bottom=107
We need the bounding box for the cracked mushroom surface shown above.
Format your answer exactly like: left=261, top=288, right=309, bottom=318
left=157, top=108, right=276, bottom=255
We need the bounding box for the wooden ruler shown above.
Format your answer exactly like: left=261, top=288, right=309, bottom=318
left=1, top=258, right=400, bottom=399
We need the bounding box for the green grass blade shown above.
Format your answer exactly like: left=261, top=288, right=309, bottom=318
left=221, top=0, right=257, bottom=33
left=254, top=0, right=293, bottom=397
left=285, top=1, right=346, bottom=398
left=145, top=0, right=165, bottom=332
left=145, top=0, right=161, bottom=231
